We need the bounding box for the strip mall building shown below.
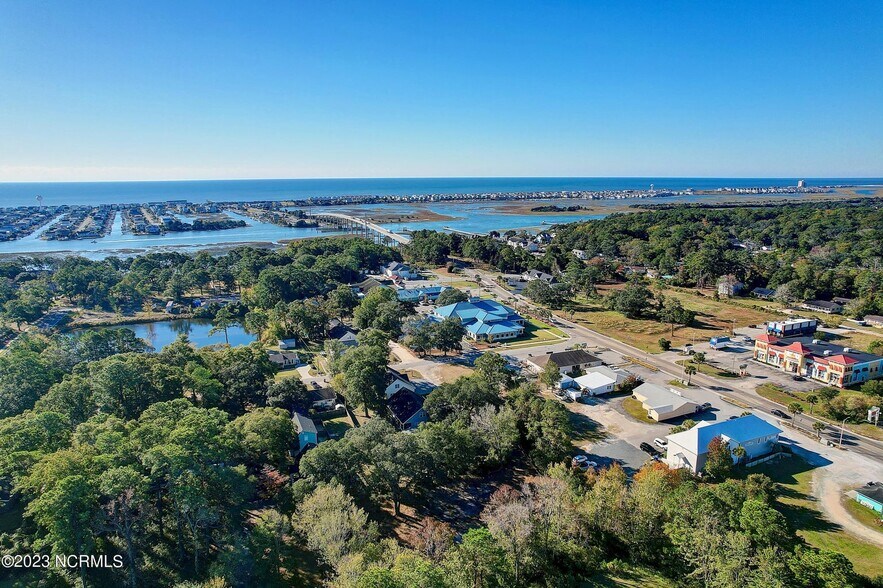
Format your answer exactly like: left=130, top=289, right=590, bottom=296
left=753, top=335, right=883, bottom=388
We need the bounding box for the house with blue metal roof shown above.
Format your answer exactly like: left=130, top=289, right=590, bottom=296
left=665, top=414, right=782, bottom=473
left=431, top=299, right=525, bottom=342
left=396, top=285, right=449, bottom=303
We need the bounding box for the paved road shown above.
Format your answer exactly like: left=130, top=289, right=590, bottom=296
left=472, top=268, right=883, bottom=464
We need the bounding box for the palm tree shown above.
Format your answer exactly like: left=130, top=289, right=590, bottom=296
left=812, top=421, right=826, bottom=439
left=732, top=445, right=747, bottom=465
left=806, top=394, right=818, bottom=415
left=787, top=402, right=804, bottom=422
left=684, top=365, right=697, bottom=386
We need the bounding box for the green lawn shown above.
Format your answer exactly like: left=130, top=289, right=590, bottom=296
left=844, top=497, right=883, bottom=534
left=584, top=564, right=676, bottom=587
left=676, top=359, right=739, bottom=378
left=755, top=383, right=883, bottom=442
left=622, top=396, right=652, bottom=422
left=322, top=416, right=353, bottom=439
left=748, top=457, right=883, bottom=579
left=274, top=369, right=302, bottom=382
left=494, top=317, right=567, bottom=349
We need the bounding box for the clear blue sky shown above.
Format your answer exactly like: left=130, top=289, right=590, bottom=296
left=1, top=1, right=881, bottom=181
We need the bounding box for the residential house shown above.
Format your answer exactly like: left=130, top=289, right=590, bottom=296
left=855, top=482, right=883, bottom=517
left=396, top=285, right=449, bottom=304
left=665, top=415, right=782, bottom=473
left=278, top=338, right=297, bottom=350
left=308, top=387, right=338, bottom=411
left=387, top=388, right=427, bottom=431
left=527, top=350, right=603, bottom=376
left=753, top=335, right=883, bottom=388
left=865, top=315, right=883, bottom=328
left=351, top=277, right=386, bottom=296
left=294, top=413, right=327, bottom=453
left=801, top=299, right=843, bottom=314
left=572, top=249, right=588, bottom=260
left=521, top=269, right=556, bottom=284
left=431, top=299, right=525, bottom=342
left=833, top=297, right=854, bottom=307
left=328, top=319, right=359, bottom=347
left=751, top=287, right=776, bottom=300
left=384, top=261, right=420, bottom=280
left=385, top=367, right=416, bottom=398
left=583, top=365, right=632, bottom=389
left=631, top=383, right=699, bottom=422
left=717, top=275, right=744, bottom=298
left=268, top=351, right=299, bottom=370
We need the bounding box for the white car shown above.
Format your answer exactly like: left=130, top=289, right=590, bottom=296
left=653, top=438, right=668, bottom=449
left=571, top=455, right=598, bottom=470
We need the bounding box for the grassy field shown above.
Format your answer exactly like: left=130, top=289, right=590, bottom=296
left=566, top=286, right=780, bottom=353
left=273, top=369, right=302, bottom=382
left=676, top=359, right=739, bottom=378
left=493, top=317, right=568, bottom=349
left=622, top=396, right=651, bottom=422
left=843, top=496, right=883, bottom=533
left=748, top=457, right=883, bottom=579
left=755, top=383, right=883, bottom=442
left=322, top=415, right=354, bottom=439
left=585, top=564, right=676, bottom=587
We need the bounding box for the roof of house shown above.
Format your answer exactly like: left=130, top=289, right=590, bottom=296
left=632, top=383, right=698, bottom=414
left=864, top=315, right=883, bottom=323
left=573, top=371, right=616, bottom=390
left=666, top=415, right=782, bottom=455
left=530, top=349, right=602, bottom=369
left=328, top=319, right=357, bottom=341
left=752, top=287, right=776, bottom=296
left=293, top=412, right=318, bottom=435
left=308, top=387, right=337, bottom=403
left=524, top=269, right=555, bottom=281
left=802, top=299, right=842, bottom=310
left=268, top=352, right=299, bottom=364
left=351, top=277, right=385, bottom=293
left=856, top=482, right=883, bottom=505
left=386, top=367, right=411, bottom=386
left=584, top=365, right=631, bottom=383
left=387, top=388, right=425, bottom=425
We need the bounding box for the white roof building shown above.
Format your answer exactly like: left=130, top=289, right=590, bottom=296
left=631, top=383, right=699, bottom=422
left=573, top=371, right=617, bottom=396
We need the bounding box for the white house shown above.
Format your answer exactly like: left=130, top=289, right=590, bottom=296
left=583, top=365, right=631, bottom=388
left=572, top=371, right=617, bottom=397
left=384, top=262, right=420, bottom=280
left=665, top=415, right=782, bottom=473
left=385, top=367, right=416, bottom=398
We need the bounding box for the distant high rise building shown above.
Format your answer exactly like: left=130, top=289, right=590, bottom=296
left=797, top=179, right=806, bottom=188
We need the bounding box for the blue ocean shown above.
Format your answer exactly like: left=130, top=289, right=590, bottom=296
left=1, top=177, right=880, bottom=207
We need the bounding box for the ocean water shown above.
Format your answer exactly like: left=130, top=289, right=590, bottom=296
left=1, top=177, right=880, bottom=207
left=1, top=177, right=879, bottom=257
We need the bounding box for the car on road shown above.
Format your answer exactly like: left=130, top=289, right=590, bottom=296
left=770, top=409, right=790, bottom=419
left=791, top=375, right=805, bottom=381
left=639, top=442, right=660, bottom=456
left=653, top=437, right=668, bottom=449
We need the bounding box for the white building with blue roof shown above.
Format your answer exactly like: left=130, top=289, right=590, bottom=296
left=665, top=415, right=782, bottom=473
left=431, top=299, right=525, bottom=342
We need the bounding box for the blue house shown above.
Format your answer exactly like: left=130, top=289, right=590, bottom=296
left=431, top=299, right=525, bottom=342
left=855, top=482, right=883, bottom=517
left=396, top=285, right=449, bottom=303
left=293, top=413, right=327, bottom=453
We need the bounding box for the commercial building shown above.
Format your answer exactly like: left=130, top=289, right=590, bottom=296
left=665, top=415, right=782, bottom=473
left=753, top=335, right=883, bottom=388
left=631, top=383, right=699, bottom=422
left=432, top=299, right=525, bottom=342
left=766, top=318, right=818, bottom=338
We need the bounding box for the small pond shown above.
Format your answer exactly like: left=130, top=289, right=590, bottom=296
left=74, top=318, right=257, bottom=351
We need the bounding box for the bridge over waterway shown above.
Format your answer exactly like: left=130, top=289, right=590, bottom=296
left=307, top=211, right=411, bottom=246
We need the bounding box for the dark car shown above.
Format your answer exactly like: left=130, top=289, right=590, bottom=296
left=639, top=442, right=659, bottom=455
left=770, top=409, right=790, bottom=419
left=791, top=375, right=805, bottom=382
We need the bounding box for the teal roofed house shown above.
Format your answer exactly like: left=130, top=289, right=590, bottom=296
left=431, top=299, right=525, bottom=342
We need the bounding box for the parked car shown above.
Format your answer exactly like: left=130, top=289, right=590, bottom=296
left=695, top=402, right=713, bottom=413
left=571, top=455, right=598, bottom=470
left=653, top=437, right=668, bottom=449
left=728, top=415, right=740, bottom=420
left=771, top=409, right=790, bottom=419
left=639, top=442, right=659, bottom=456
left=553, top=389, right=567, bottom=401
left=791, top=375, right=805, bottom=381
